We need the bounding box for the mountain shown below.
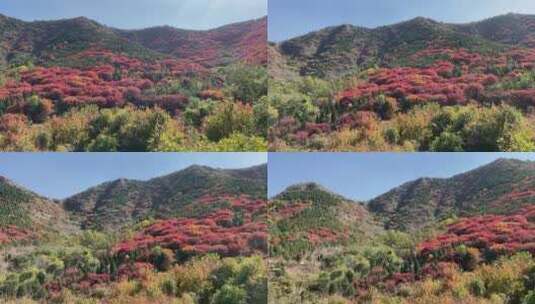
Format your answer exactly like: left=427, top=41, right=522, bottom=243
left=63, top=164, right=267, bottom=230
left=269, top=183, right=381, bottom=259
left=0, top=164, right=266, bottom=236
left=270, top=159, right=535, bottom=303
left=0, top=14, right=161, bottom=68
left=453, top=13, right=535, bottom=47
left=0, top=14, right=267, bottom=69
left=118, top=17, right=267, bottom=66
left=0, top=164, right=268, bottom=302
left=270, top=14, right=535, bottom=78
left=0, top=176, right=76, bottom=242
left=270, top=158, right=535, bottom=235
left=368, top=158, right=535, bottom=231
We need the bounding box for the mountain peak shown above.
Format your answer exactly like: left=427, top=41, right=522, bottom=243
left=395, top=16, right=440, bottom=29
left=475, top=158, right=533, bottom=171
left=65, top=16, right=100, bottom=28
left=489, top=157, right=527, bottom=165
left=181, top=164, right=214, bottom=174
left=275, top=182, right=352, bottom=205
left=285, top=182, right=331, bottom=192
left=408, top=16, right=435, bottom=23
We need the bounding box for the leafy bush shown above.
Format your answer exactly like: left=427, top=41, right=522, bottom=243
left=205, top=102, right=255, bottom=142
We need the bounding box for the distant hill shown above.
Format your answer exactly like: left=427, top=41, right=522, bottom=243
left=271, top=14, right=535, bottom=77
left=118, top=17, right=267, bottom=66
left=0, top=14, right=267, bottom=68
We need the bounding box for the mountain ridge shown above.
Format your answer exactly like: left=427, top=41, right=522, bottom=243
left=0, top=164, right=267, bottom=234
left=271, top=13, right=534, bottom=77
left=272, top=158, right=535, bottom=232
left=0, top=13, right=267, bottom=68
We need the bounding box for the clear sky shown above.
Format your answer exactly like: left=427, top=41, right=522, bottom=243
left=268, top=153, right=535, bottom=201
left=0, top=0, right=266, bottom=30
left=269, top=0, right=535, bottom=41
left=0, top=153, right=266, bottom=199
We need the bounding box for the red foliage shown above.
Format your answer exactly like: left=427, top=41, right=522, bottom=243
left=76, top=273, right=111, bottom=291
left=336, top=47, right=535, bottom=112
left=117, top=262, right=154, bottom=281
left=418, top=205, right=535, bottom=259
left=199, top=89, right=225, bottom=101
left=0, top=225, right=33, bottom=245
left=307, top=228, right=340, bottom=245
left=273, top=203, right=309, bottom=220
left=337, top=111, right=378, bottom=130
left=337, top=61, right=485, bottom=106
left=0, top=51, right=210, bottom=119
left=113, top=195, right=267, bottom=259
left=137, top=18, right=267, bottom=67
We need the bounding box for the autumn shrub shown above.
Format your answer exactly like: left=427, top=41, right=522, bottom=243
left=455, top=246, right=481, bottom=271
left=474, top=253, right=534, bottom=301
left=204, top=102, right=255, bottom=142
left=211, top=284, right=247, bottom=304
left=464, top=106, right=535, bottom=151
left=212, top=133, right=267, bottom=152
left=363, top=246, right=404, bottom=276
left=373, top=95, right=398, bottom=120
left=150, top=246, right=175, bottom=271
left=183, top=97, right=216, bottom=128
left=222, top=64, right=267, bottom=103
left=23, top=95, right=53, bottom=123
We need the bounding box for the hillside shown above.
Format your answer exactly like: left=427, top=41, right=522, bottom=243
left=271, top=14, right=531, bottom=78
left=0, top=164, right=268, bottom=303
left=454, top=13, right=535, bottom=47
left=119, top=17, right=267, bottom=67
left=0, top=14, right=267, bottom=69
left=0, top=14, right=162, bottom=68
left=270, top=14, right=535, bottom=152
left=0, top=164, right=267, bottom=233
left=0, top=14, right=268, bottom=152
left=63, top=164, right=267, bottom=230
left=269, top=183, right=381, bottom=260
left=270, top=159, right=535, bottom=304
left=0, top=176, right=76, bottom=244
left=368, top=158, right=535, bottom=230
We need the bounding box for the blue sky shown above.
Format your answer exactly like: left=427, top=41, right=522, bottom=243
left=268, top=153, right=535, bottom=201
left=0, top=0, right=266, bottom=30
left=269, top=0, right=535, bottom=41
left=0, top=153, right=266, bottom=199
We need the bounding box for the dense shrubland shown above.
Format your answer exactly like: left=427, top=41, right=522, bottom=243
left=0, top=231, right=266, bottom=303
left=269, top=219, right=535, bottom=304
left=0, top=53, right=268, bottom=151
left=0, top=197, right=268, bottom=303
left=269, top=47, right=535, bottom=152
left=269, top=181, right=535, bottom=304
